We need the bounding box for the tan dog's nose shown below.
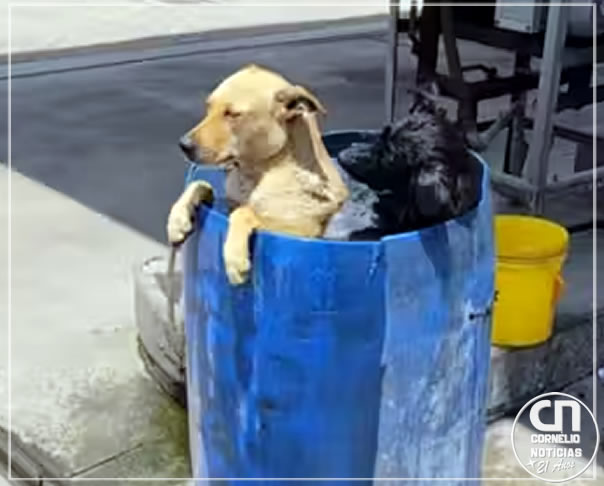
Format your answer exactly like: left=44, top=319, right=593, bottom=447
left=179, top=134, right=196, bottom=161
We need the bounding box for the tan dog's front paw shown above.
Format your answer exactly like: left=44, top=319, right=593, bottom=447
left=223, top=243, right=251, bottom=285
left=167, top=203, right=194, bottom=244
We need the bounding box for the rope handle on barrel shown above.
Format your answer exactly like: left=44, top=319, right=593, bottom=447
left=166, top=245, right=180, bottom=341
left=163, top=244, right=187, bottom=369
left=164, top=178, right=215, bottom=331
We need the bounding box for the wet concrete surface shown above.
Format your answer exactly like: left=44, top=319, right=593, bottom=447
left=0, top=166, right=191, bottom=483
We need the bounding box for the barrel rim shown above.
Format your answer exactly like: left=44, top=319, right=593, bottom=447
left=192, top=130, right=490, bottom=247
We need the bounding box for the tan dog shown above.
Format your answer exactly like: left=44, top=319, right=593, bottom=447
left=167, top=64, right=349, bottom=285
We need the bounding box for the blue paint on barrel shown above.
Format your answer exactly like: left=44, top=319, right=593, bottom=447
left=183, top=131, right=495, bottom=485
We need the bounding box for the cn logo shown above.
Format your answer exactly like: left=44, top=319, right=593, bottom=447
left=512, top=393, right=599, bottom=482
left=529, top=399, right=581, bottom=433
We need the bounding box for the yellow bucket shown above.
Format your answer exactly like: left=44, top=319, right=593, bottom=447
left=492, top=215, right=569, bottom=347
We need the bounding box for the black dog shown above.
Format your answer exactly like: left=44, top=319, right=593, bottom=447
left=329, top=88, right=482, bottom=239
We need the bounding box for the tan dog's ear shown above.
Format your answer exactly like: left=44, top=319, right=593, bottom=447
left=275, top=85, right=327, bottom=120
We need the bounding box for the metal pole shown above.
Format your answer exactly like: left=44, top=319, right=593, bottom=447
left=385, top=0, right=400, bottom=123
left=490, top=170, right=535, bottom=201
left=526, top=2, right=569, bottom=214
left=545, top=167, right=604, bottom=194
left=415, top=4, right=441, bottom=87
left=504, top=52, right=530, bottom=176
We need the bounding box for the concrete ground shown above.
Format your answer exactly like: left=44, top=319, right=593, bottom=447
left=1, top=1, right=388, bottom=57
left=0, top=167, right=193, bottom=484
left=0, top=8, right=602, bottom=485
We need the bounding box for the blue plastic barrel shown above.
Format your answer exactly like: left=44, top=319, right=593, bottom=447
left=183, top=131, right=495, bottom=485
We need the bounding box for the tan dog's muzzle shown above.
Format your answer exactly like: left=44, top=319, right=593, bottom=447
left=178, top=131, right=235, bottom=168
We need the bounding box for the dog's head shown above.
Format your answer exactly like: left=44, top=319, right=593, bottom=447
left=179, top=64, right=326, bottom=168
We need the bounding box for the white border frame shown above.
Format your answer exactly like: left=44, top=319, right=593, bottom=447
left=5, top=1, right=599, bottom=482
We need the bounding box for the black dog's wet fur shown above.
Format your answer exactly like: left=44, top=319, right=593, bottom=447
left=337, top=86, right=482, bottom=238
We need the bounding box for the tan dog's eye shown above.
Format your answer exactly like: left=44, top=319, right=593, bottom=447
left=224, top=108, right=242, bottom=119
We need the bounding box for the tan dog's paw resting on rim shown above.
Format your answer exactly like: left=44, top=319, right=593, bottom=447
left=167, top=204, right=192, bottom=244
left=167, top=180, right=213, bottom=245
left=222, top=206, right=260, bottom=284
left=169, top=64, right=349, bottom=285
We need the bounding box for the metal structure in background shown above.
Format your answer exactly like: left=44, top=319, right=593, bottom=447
left=385, top=0, right=604, bottom=215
